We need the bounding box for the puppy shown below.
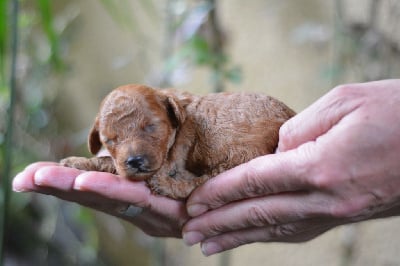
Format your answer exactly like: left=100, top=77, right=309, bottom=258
left=61, top=84, right=295, bottom=199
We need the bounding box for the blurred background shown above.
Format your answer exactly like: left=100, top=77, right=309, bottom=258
left=1, top=0, right=400, bottom=265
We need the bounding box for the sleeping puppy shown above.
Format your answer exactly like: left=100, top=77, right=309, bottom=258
left=61, top=84, right=295, bottom=199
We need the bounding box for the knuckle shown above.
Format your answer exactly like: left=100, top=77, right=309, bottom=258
left=292, top=144, right=317, bottom=173
left=328, top=198, right=371, bottom=220
left=241, top=163, right=271, bottom=196
left=247, top=204, right=277, bottom=226
left=328, top=200, right=359, bottom=219
left=332, top=84, right=349, bottom=97
left=269, top=224, right=297, bottom=239
left=330, top=83, right=366, bottom=106
left=307, top=161, right=340, bottom=191
left=225, top=234, right=251, bottom=249
left=310, top=172, right=335, bottom=191
left=207, top=184, right=232, bottom=209
left=205, top=220, right=226, bottom=236
left=281, top=144, right=318, bottom=189
left=202, top=233, right=249, bottom=255
left=328, top=202, right=350, bottom=219
left=331, top=84, right=356, bottom=98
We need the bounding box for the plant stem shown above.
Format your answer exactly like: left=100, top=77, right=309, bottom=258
left=207, top=0, right=225, bottom=93
left=160, top=0, right=175, bottom=87
left=0, top=0, right=7, bottom=84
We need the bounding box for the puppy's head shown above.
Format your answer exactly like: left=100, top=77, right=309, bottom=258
left=88, top=84, right=186, bottom=180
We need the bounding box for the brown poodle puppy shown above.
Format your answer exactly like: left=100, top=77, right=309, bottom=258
left=61, top=84, right=295, bottom=199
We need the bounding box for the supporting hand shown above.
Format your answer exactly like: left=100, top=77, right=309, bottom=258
left=13, top=162, right=189, bottom=237
left=183, top=79, right=400, bottom=255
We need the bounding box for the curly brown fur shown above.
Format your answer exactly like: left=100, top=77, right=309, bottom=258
left=61, top=84, right=295, bottom=199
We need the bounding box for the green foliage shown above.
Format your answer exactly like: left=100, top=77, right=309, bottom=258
left=36, top=0, right=63, bottom=69
left=162, top=0, right=242, bottom=91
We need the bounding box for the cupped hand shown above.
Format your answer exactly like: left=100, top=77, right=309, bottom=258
left=13, top=162, right=189, bottom=237
left=183, top=79, right=400, bottom=256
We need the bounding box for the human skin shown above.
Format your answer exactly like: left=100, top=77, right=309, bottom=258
left=183, top=79, right=400, bottom=256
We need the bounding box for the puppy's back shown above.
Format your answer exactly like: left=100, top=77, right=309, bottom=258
left=184, top=92, right=295, bottom=176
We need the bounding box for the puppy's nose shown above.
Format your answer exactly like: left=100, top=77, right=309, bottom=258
left=125, top=155, right=145, bottom=169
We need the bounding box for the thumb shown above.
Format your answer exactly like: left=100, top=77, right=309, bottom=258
left=278, top=85, right=363, bottom=152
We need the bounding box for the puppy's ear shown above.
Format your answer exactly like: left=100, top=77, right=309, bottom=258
left=165, top=95, right=186, bottom=128
left=88, top=117, right=102, bottom=154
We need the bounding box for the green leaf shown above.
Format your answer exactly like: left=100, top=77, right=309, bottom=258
left=189, top=36, right=212, bottom=65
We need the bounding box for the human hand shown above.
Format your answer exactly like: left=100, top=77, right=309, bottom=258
left=13, top=162, right=189, bottom=237
left=183, top=79, right=400, bottom=255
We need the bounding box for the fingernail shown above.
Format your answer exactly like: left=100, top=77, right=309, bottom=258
left=187, top=204, right=208, bottom=217
left=73, top=175, right=84, bottom=190
left=201, top=242, right=223, bottom=256
left=183, top=231, right=204, bottom=246
left=12, top=173, right=30, bottom=192
left=33, top=169, right=47, bottom=186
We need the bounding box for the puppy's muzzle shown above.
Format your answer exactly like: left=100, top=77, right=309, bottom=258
left=125, top=155, right=150, bottom=173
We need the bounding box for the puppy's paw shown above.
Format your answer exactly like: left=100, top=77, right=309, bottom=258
left=60, top=156, right=92, bottom=171
left=61, top=156, right=117, bottom=174
left=147, top=176, right=181, bottom=199
left=147, top=174, right=199, bottom=200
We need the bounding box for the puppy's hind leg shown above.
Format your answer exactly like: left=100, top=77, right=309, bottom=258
left=148, top=169, right=211, bottom=200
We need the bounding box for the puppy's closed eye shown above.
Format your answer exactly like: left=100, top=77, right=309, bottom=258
left=105, top=139, right=116, bottom=146
left=101, top=136, right=116, bottom=147
left=144, top=124, right=156, bottom=133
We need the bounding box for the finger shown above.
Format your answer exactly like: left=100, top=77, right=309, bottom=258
left=73, top=171, right=150, bottom=207
left=183, top=191, right=329, bottom=245
left=187, top=148, right=315, bottom=217
left=18, top=166, right=135, bottom=213
left=12, top=162, right=60, bottom=192
left=199, top=219, right=335, bottom=256
left=33, top=166, right=84, bottom=191
left=29, top=167, right=146, bottom=205
left=24, top=166, right=187, bottom=222
left=277, top=84, right=364, bottom=152
left=74, top=172, right=189, bottom=219
left=22, top=165, right=112, bottom=206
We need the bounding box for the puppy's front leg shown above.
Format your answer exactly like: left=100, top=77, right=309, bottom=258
left=60, top=156, right=117, bottom=174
